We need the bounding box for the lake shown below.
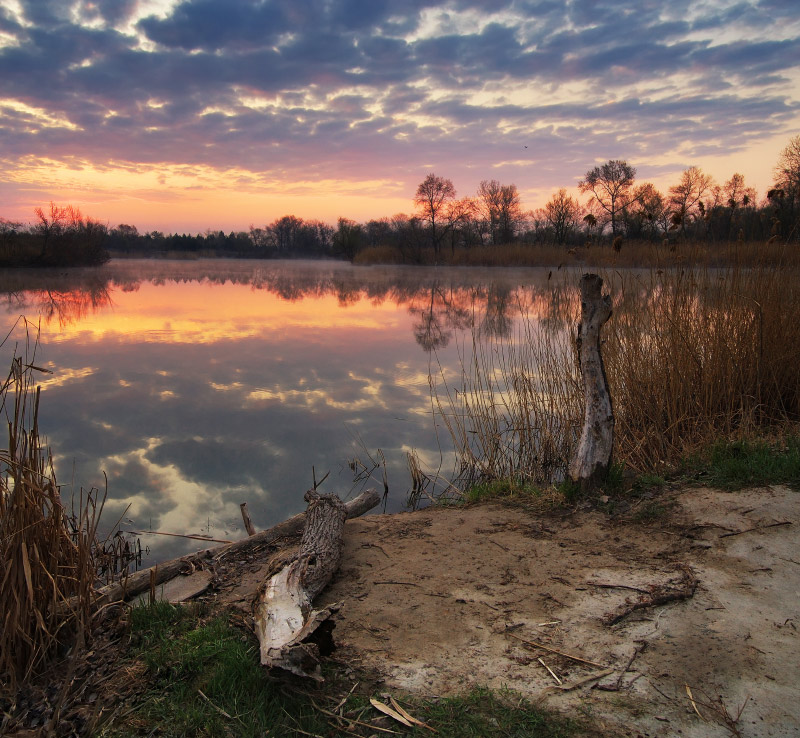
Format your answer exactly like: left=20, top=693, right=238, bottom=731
left=0, top=259, right=562, bottom=563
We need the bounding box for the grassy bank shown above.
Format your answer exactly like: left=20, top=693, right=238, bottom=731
left=98, top=600, right=582, bottom=738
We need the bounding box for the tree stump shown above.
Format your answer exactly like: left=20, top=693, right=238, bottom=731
left=568, top=273, right=614, bottom=491
left=253, top=490, right=348, bottom=679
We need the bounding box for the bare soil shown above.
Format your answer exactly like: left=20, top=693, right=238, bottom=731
left=218, top=484, right=800, bottom=737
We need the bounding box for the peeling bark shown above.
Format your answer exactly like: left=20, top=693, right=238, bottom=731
left=569, top=273, right=614, bottom=491
left=254, top=490, right=348, bottom=679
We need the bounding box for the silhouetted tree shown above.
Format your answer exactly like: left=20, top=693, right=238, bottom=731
left=669, top=167, right=715, bottom=237
left=415, top=173, right=456, bottom=260
left=578, top=160, right=636, bottom=236
left=477, top=180, right=521, bottom=244
left=544, top=188, right=582, bottom=244
left=771, top=135, right=800, bottom=239
left=627, top=183, right=668, bottom=239
left=774, top=135, right=800, bottom=197
left=333, top=218, right=363, bottom=261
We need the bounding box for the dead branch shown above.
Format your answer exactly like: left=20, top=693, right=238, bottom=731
left=719, top=521, right=791, bottom=538
left=84, top=489, right=380, bottom=610
left=603, top=566, right=697, bottom=626
left=240, top=503, right=257, bottom=536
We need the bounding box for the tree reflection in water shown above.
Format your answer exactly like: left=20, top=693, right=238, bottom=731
left=0, top=260, right=571, bottom=342
left=0, top=260, right=574, bottom=563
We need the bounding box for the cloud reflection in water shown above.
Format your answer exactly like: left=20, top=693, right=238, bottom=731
left=0, top=259, right=563, bottom=562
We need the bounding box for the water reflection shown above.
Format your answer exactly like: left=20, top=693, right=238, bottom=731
left=0, top=260, right=565, bottom=563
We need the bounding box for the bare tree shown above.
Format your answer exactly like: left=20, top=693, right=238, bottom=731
left=415, top=173, right=456, bottom=260
left=477, top=179, right=521, bottom=244
left=445, top=196, right=478, bottom=254
left=477, top=179, right=502, bottom=244
left=0, top=217, right=22, bottom=259
left=774, top=134, right=800, bottom=196
left=723, top=173, right=756, bottom=210
left=333, top=217, right=362, bottom=261
left=544, top=188, right=582, bottom=244
left=578, top=160, right=636, bottom=236
left=669, top=166, right=715, bottom=236
left=769, top=136, right=800, bottom=238
left=627, top=183, right=669, bottom=239
left=496, top=183, right=522, bottom=244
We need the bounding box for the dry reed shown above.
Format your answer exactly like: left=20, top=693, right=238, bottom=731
left=0, top=333, right=104, bottom=689
left=431, top=246, right=800, bottom=490
left=605, top=259, right=800, bottom=470
left=430, top=285, right=582, bottom=489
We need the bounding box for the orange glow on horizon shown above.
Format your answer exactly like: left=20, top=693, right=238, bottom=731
left=4, top=157, right=412, bottom=232
left=4, top=125, right=794, bottom=233
left=41, top=281, right=406, bottom=345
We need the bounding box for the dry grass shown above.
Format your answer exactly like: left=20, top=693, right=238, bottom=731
left=431, top=300, right=581, bottom=489
left=604, top=262, right=800, bottom=470
left=432, top=246, right=800, bottom=489
left=0, top=330, right=104, bottom=690
left=355, top=238, right=797, bottom=269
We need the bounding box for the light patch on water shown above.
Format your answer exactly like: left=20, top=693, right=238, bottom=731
left=38, top=366, right=95, bottom=390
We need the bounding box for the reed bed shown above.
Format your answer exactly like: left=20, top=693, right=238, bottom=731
left=431, top=248, right=800, bottom=491
left=605, top=261, right=800, bottom=471
left=0, top=343, right=103, bottom=689
left=355, top=237, right=796, bottom=269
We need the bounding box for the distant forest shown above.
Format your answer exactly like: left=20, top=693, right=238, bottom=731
left=2, top=136, right=798, bottom=267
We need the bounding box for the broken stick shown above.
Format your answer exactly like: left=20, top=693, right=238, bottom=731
left=240, top=502, right=257, bottom=536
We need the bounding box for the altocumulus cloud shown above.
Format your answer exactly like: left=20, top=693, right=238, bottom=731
left=0, top=0, right=798, bottom=209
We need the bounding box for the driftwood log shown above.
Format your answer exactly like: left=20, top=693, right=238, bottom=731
left=569, top=273, right=614, bottom=491
left=86, top=489, right=380, bottom=609
left=254, top=490, right=348, bottom=679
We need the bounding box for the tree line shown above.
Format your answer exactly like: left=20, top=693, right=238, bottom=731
left=2, top=136, right=798, bottom=267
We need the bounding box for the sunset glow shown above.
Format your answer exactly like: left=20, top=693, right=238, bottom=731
left=37, top=281, right=406, bottom=345
left=1, top=0, right=798, bottom=232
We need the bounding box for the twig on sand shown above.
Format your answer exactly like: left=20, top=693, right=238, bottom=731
left=507, top=632, right=606, bottom=668
left=553, top=669, right=615, bottom=692
left=588, top=581, right=650, bottom=594
left=603, top=565, right=697, bottom=626
left=719, top=521, right=791, bottom=538
left=537, top=657, right=562, bottom=685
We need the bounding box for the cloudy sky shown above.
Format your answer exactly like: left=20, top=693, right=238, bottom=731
left=1, top=0, right=798, bottom=232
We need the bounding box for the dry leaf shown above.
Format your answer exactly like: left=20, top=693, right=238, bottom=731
left=370, top=697, right=414, bottom=727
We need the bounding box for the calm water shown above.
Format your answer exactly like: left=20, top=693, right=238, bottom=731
left=1, top=259, right=560, bottom=562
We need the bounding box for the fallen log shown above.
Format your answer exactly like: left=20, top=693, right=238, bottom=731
left=569, top=273, right=614, bottom=491
left=87, top=489, right=380, bottom=609
left=254, top=490, right=347, bottom=679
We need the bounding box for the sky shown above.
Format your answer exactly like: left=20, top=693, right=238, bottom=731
left=1, top=0, right=799, bottom=233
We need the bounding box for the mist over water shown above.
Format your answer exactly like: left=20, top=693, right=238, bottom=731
left=0, top=259, right=559, bottom=562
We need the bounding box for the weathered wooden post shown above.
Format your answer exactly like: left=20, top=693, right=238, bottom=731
left=568, top=273, right=614, bottom=491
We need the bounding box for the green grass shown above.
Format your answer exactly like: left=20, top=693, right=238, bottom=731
left=464, top=478, right=542, bottom=503
left=100, top=602, right=584, bottom=738
left=103, top=601, right=333, bottom=737
left=408, top=687, right=579, bottom=737
left=688, top=436, right=800, bottom=490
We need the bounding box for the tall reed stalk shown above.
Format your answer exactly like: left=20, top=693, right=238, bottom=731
left=432, top=248, right=800, bottom=490
left=430, top=285, right=582, bottom=490
left=0, top=340, right=104, bottom=689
